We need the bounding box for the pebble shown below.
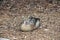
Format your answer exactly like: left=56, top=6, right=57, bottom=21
left=0, top=38, right=10, bottom=40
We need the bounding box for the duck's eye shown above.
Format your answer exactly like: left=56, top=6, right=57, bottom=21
left=0, top=0, right=3, bottom=4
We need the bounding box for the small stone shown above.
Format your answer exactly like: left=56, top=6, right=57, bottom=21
left=0, top=38, right=10, bottom=40
left=20, top=16, right=40, bottom=32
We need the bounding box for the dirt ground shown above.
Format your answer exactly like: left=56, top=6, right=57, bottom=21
left=0, top=0, right=60, bottom=40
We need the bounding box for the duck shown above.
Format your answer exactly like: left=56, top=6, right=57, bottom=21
left=20, top=16, right=40, bottom=32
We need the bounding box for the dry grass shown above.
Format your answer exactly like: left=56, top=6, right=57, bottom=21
left=0, top=0, right=60, bottom=40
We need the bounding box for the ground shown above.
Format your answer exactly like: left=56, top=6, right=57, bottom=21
left=0, top=0, right=60, bottom=40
